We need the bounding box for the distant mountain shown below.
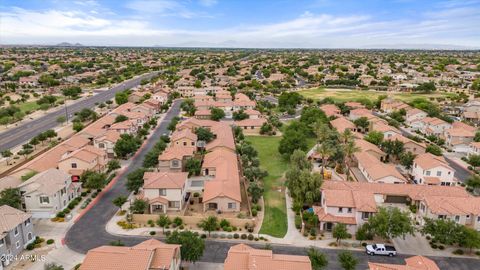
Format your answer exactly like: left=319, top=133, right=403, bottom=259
left=55, top=42, right=83, bottom=47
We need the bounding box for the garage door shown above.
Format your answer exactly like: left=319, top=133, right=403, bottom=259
left=385, top=195, right=408, bottom=204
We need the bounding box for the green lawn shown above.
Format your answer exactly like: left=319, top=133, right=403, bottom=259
left=246, top=136, right=289, bottom=238
left=17, top=101, right=40, bottom=113
left=299, top=87, right=456, bottom=103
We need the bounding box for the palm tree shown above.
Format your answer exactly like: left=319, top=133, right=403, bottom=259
left=314, top=121, right=332, bottom=144
left=343, top=140, right=360, bottom=181
left=340, top=129, right=354, bottom=145
left=316, top=142, right=335, bottom=174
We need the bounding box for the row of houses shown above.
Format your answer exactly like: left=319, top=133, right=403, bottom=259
left=2, top=98, right=161, bottom=219
left=138, top=118, right=243, bottom=214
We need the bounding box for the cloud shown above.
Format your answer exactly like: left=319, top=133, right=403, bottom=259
left=199, top=0, right=218, bottom=7
left=0, top=2, right=479, bottom=48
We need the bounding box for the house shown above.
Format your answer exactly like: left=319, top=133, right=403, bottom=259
left=18, top=169, right=80, bottom=218
left=234, top=118, right=267, bottom=135
left=128, top=91, right=146, bottom=103
left=354, top=139, right=386, bottom=161
left=469, top=142, right=480, bottom=156
left=316, top=181, right=478, bottom=233
left=224, top=244, right=312, bottom=270
left=368, top=256, right=439, bottom=270
left=170, top=128, right=197, bottom=147
left=0, top=205, right=35, bottom=269
left=405, top=108, right=427, bottom=125
left=411, top=117, right=451, bottom=136
left=330, top=117, right=357, bottom=134
left=371, top=122, right=401, bottom=139
left=80, top=239, right=181, bottom=270
left=444, top=122, right=476, bottom=153
left=380, top=99, right=410, bottom=113
left=93, top=130, right=121, bottom=158
left=411, top=153, right=455, bottom=186
left=57, top=145, right=108, bottom=180
left=354, top=152, right=407, bottom=184
left=349, top=108, right=372, bottom=121
left=140, top=172, right=188, bottom=213
left=158, top=146, right=195, bottom=172
left=194, top=109, right=211, bottom=119
left=320, top=104, right=341, bottom=117
left=344, top=101, right=364, bottom=109
left=386, top=134, right=426, bottom=155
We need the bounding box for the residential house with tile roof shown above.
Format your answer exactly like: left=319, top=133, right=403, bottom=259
left=385, top=134, right=426, bottom=155
left=444, top=121, right=476, bottom=153
left=411, top=153, right=455, bottom=186
left=368, top=255, right=439, bottom=270
left=80, top=239, right=181, bottom=270
left=0, top=205, right=35, bottom=268
left=57, top=145, right=107, bottom=181
left=320, top=104, right=341, bottom=117
left=224, top=244, right=311, bottom=270
left=354, top=152, right=407, bottom=184
left=140, top=172, right=189, bottom=213
left=18, top=169, right=80, bottom=218
left=170, top=128, right=197, bottom=147
left=158, top=146, right=196, bottom=172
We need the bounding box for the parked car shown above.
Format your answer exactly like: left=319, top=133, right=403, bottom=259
left=365, top=244, right=397, bottom=256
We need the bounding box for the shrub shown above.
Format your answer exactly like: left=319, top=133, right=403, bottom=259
left=241, top=234, right=247, bottom=239
left=220, top=234, right=226, bottom=239
left=220, top=219, right=230, bottom=228
left=310, top=227, right=317, bottom=237
left=247, top=234, right=254, bottom=241
left=426, top=235, right=431, bottom=240
left=26, top=243, right=35, bottom=250
left=81, top=191, right=87, bottom=197
left=232, top=226, right=237, bottom=231
left=173, top=217, right=183, bottom=226
left=431, top=244, right=438, bottom=249
left=227, top=234, right=233, bottom=239
left=165, top=231, right=171, bottom=236
left=56, top=212, right=65, bottom=218
left=252, top=209, right=258, bottom=217
left=438, top=245, right=445, bottom=250
left=224, top=226, right=232, bottom=232
left=453, top=249, right=464, bottom=255
left=201, top=234, right=207, bottom=239
left=63, top=209, right=70, bottom=214
left=254, top=238, right=259, bottom=241
left=476, top=251, right=480, bottom=256
left=295, top=215, right=302, bottom=229
left=179, top=225, right=184, bottom=230
left=234, top=233, right=240, bottom=239
left=46, top=239, right=55, bottom=245
left=150, top=231, right=156, bottom=235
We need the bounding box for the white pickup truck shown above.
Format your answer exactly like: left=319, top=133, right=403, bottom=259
left=365, top=244, right=397, bottom=256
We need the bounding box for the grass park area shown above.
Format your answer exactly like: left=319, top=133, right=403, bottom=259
left=246, top=135, right=316, bottom=238
left=246, top=136, right=289, bottom=238
left=299, top=87, right=456, bottom=103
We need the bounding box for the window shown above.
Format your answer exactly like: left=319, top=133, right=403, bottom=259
left=338, top=207, right=343, bottom=213
left=425, top=171, right=431, bottom=176
left=347, top=208, right=352, bottom=213
left=98, top=143, right=105, bottom=148
left=16, top=241, right=20, bottom=249
left=40, top=196, right=50, bottom=204
left=71, top=163, right=77, bottom=168
left=228, top=202, right=236, bottom=209
left=172, top=160, right=180, bottom=168
left=0, top=238, right=4, bottom=246
left=159, top=189, right=166, bottom=196
left=24, top=218, right=31, bottom=226
left=436, top=171, right=442, bottom=177
left=183, top=142, right=187, bottom=146
left=438, top=215, right=446, bottom=219
left=477, top=216, right=480, bottom=222
left=14, top=226, right=18, bottom=236
left=455, top=216, right=460, bottom=222
left=168, top=201, right=180, bottom=208
left=361, top=212, right=371, bottom=219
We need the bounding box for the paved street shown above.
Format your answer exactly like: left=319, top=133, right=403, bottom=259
left=444, top=156, right=472, bottom=183
left=0, top=72, right=158, bottom=152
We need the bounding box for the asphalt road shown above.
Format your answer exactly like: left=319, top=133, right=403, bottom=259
left=0, top=72, right=159, bottom=152
left=64, top=99, right=478, bottom=269
left=444, top=156, right=472, bottom=183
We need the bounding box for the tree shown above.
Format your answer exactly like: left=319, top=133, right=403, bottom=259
left=198, top=216, right=218, bottom=236
left=210, top=107, right=225, bottom=121
left=130, top=199, right=148, bottom=214
left=466, top=174, right=480, bottom=195
left=62, top=86, right=82, bottom=98
left=44, top=263, right=64, bottom=270
left=355, top=223, right=373, bottom=244
left=315, top=142, right=335, bottom=174
left=399, top=152, right=416, bottom=169
left=126, top=168, right=145, bottom=193
left=307, top=247, right=328, bottom=270
left=233, top=109, right=249, bottom=121
left=243, top=166, right=268, bottom=182
left=458, top=226, right=480, bottom=253
left=421, top=218, right=461, bottom=245
left=287, top=169, right=323, bottom=206
left=467, top=154, right=480, bottom=170
left=343, top=140, right=360, bottom=179
left=279, top=121, right=309, bottom=157
left=247, top=182, right=264, bottom=203
left=112, top=196, right=127, bottom=210
left=107, top=159, right=121, bottom=172
left=81, top=171, right=107, bottom=190
left=333, top=224, right=350, bottom=244
left=353, top=117, right=369, bottom=132
left=366, top=207, right=414, bottom=240
left=364, top=131, right=384, bottom=146
left=381, top=139, right=404, bottom=161
left=73, top=121, right=84, bottom=132
left=426, top=144, right=442, bottom=156
left=415, top=81, right=436, bottom=93
left=115, top=91, right=129, bottom=105
left=185, top=158, right=202, bottom=176
left=114, top=134, right=140, bottom=159
left=156, top=214, right=171, bottom=233
left=114, top=114, right=129, bottom=123
left=195, top=127, right=215, bottom=142
left=180, top=99, right=196, bottom=116
left=289, top=149, right=313, bottom=171
left=474, top=131, right=480, bottom=142
left=56, top=116, right=66, bottom=124
left=0, top=188, right=21, bottom=209
left=166, top=230, right=205, bottom=264
left=338, top=251, right=358, bottom=270
left=1, top=150, right=13, bottom=165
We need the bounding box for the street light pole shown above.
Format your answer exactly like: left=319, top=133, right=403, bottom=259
left=64, top=97, right=69, bottom=123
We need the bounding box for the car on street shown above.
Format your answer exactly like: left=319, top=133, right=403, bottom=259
left=365, top=244, right=397, bottom=256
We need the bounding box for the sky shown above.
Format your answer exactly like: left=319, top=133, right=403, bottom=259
left=0, top=0, right=479, bottom=48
